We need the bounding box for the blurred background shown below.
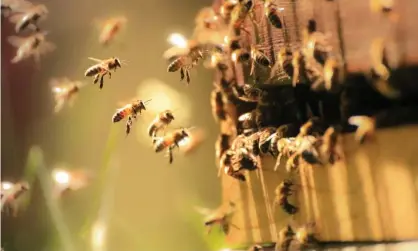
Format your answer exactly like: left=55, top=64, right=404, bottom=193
left=1, top=0, right=225, bottom=251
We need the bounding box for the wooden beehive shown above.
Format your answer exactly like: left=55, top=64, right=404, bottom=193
left=209, top=0, right=418, bottom=248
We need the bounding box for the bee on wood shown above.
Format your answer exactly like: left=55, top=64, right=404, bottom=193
left=231, top=48, right=251, bottom=64
left=1, top=181, right=29, bottom=217
left=97, top=16, right=127, bottom=46
left=153, top=128, right=191, bottom=164
left=194, top=202, right=239, bottom=235
left=233, top=83, right=263, bottom=102
left=250, top=46, right=271, bottom=75
left=8, top=2, right=47, bottom=33
left=215, top=134, right=231, bottom=160
left=263, top=0, right=283, bottom=29
left=113, top=99, right=151, bottom=136
left=273, top=179, right=298, bottom=215
left=348, top=116, right=376, bottom=144
left=238, top=112, right=257, bottom=134
left=148, top=110, right=175, bottom=138
left=274, top=137, right=297, bottom=171
left=8, top=31, right=55, bottom=64
left=84, top=57, right=124, bottom=89
left=49, top=78, right=86, bottom=114
left=230, top=0, right=254, bottom=35
left=269, top=47, right=293, bottom=80
left=275, top=225, right=296, bottom=251
left=232, top=147, right=260, bottom=172
left=211, top=88, right=227, bottom=122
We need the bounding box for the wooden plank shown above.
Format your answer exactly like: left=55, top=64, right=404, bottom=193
left=222, top=125, right=418, bottom=245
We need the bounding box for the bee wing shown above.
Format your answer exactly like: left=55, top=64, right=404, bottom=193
left=87, top=57, right=104, bottom=63
left=8, top=12, right=26, bottom=24
left=7, top=35, right=26, bottom=48
left=162, top=46, right=190, bottom=59
left=194, top=206, right=215, bottom=217
left=37, top=40, right=56, bottom=55
left=7, top=0, right=34, bottom=12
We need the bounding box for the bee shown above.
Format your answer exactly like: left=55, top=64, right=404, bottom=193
left=50, top=78, right=86, bottom=114
left=263, top=0, right=283, bottom=29
left=321, top=126, right=341, bottom=164
left=8, top=2, right=47, bottom=33
left=232, top=147, right=260, bottom=172
left=269, top=47, right=293, bottom=80
left=153, top=128, right=191, bottom=164
left=215, top=134, right=231, bottom=161
left=84, top=57, right=123, bottom=89
left=97, top=16, right=127, bottom=46
left=1, top=0, right=32, bottom=18
left=179, top=128, right=206, bottom=155
left=276, top=225, right=296, bottom=251
left=250, top=46, right=271, bottom=76
left=257, top=127, right=277, bottom=155
left=194, top=202, right=239, bottom=235
left=230, top=0, right=254, bottom=35
left=233, top=83, right=263, bottom=102
left=1, top=181, right=29, bottom=217
left=148, top=110, right=175, bottom=138
left=219, top=0, right=239, bottom=21
left=8, top=31, right=55, bottom=64
left=348, top=115, right=376, bottom=144
left=295, top=222, right=319, bottom=249
left=273, top=179, right=298, bottom=215
left=113, top=99, right=151, bottom=136
left=211, top=88, right=227, bottom=122
left=51, top=167, right=93, bottom=198
left=231, top=48, right=251, bottom=64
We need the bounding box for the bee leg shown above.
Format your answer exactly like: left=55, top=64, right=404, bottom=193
left=250, top=58, right=255, bottom=76
left=126, top=116, right=133, bottom=136
left=168, top=148, right=174, bottom=164
left=230, top=223, right=240, bottom=230
left=180, top=68, right=185, bottom=81
left=108, top=71, right=112, bottom=79
left=186, top=69, right=191, bottom=85
left=99, top=75, right=105, bottom=89
left=93, top=74, right=99, bottom=84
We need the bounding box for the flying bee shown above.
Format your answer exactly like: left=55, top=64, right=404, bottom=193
left=148, top=110, right=175, bottom=138
left=1, top=181, right=29, bottom=217
left=348, top=115, right=376, bottom=144
left=230, top=0, right=254, bottom=35
left=194, top=202, right=239, bottom=235
left=295, top=222, right=319, bottom=249
left=51, top=166, right=93, bottom=198
left=84, top=57, right=124, bottom=89
left=49, top=78, right=86, bottom=114
left=1, top=0, right=33, bottom=18
left=219, top=0, right=239, bottom=21
left=8, top=31, right=55, bottom=64
left=113, top=99, right=152, bottom=136
left=263, top=0, right=284, bottom=29
left=96, top=16, right=127, bottom=46
left=273, top=179, right=298, bottom=215
left=321, top=127, right=341, bottom=164
left=250, top=46, right=271, bottom=76
left=276, top=225, right=296, bottom=251
left=211, top=88, right=227, bottom=122
left=153, top=128, right=191, bottom=164
left=8, top=2, right=48, bottom=33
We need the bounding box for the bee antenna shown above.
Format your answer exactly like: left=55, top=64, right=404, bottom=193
left=143, top=98, right=152, bottom=104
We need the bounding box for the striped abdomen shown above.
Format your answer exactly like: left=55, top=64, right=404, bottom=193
left=267, top=8, right=283, bottom=29
left=167, top=57, right=185, bottom=72
left=254, top=52, right=271, bottom=67
left=154, top=139, right=168, bottom=153
left=112, top=107, right=132, bottom=123
left=85, top=65, right=104, bottom=77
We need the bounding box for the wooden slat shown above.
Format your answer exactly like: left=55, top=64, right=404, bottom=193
left=222, top=126, right=418, bottom=245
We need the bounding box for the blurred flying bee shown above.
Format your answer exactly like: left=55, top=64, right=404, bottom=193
left=8, top=2, right=48, bottom=33
left=194, top=7, right=222, bottom=31
left=97, top=16, right=127, bottom=46
left=220, top=150, right=247, bottom=182
left=320, top=126, right=341, bottom=164
left=219, top=0, right=239, bottom=21
left=148, top=110, right=175, bottom=138
left=49, top=78, right=86, bottom=114
left=113, top=99, right=152, bottom=136
left=230, top=0, right=254, bottom=35
left=1, top=0, right=33, bottom=18
left=194, top=201, right=239, bottom=235
left=263, top=0, right=284, bottom=29
left=211, top=88, right=227, bottom=122
left=84, top=57, right=124, bottom=89
left=295, top=222, right=319, bottom=249
left=1, top=181, right=29, bottom=217
left=215, top=134, right=230, bottom=160
left=348, top=115, right=376, bottom=144
left=153, top=128, right=191, bottom=164
left=276, top=225, right=296, bottom=251
left=8, top=31, right=55, bottom=64
left=51, top=167, right=93, bottom=198
left=274, top=137, right=297, bottom=171
left=231, top=48, right=251, bottom=64
left=269, top=47, right=293, bottom=80
left=273, top=179, right=298, bottom=215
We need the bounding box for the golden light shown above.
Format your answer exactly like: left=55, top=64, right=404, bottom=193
left=1, top=181, right=13, bottom=191
left=52, top=169, right=71, bottom=185
left=168, top=33, right=188, bottom=49
left=219, top=248, right=231, bottom=251
left=91, top=220, right=106, bottom=251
